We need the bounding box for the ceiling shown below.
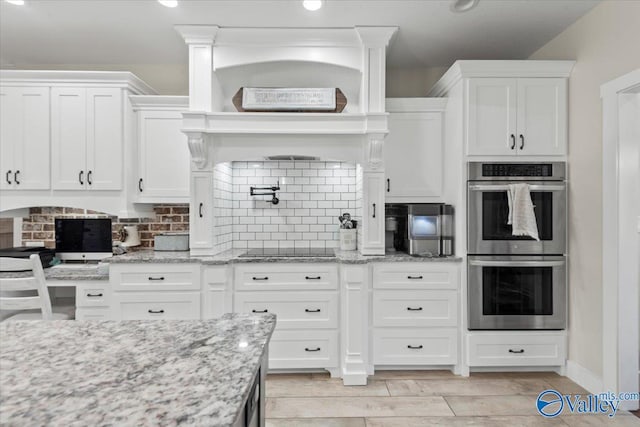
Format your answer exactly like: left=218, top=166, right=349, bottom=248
left=1, top=0, right=599, bottom=69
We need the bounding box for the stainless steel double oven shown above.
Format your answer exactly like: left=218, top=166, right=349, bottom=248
left=467, top=162, right=567, bottom=330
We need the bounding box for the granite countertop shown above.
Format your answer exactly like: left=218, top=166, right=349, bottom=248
left=0, top=313, right=276, bottom=427
left=0, top=263, right=109, bottom=281
left=107, top=249, right=463, bottom=265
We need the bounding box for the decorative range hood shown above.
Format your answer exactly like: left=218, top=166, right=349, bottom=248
left=175, top=25, right=397, bottom=168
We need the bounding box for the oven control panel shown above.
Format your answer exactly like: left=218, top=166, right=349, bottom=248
left=481, top=163, right=553, bottom=177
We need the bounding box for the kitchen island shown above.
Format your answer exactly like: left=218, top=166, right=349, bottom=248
left=0, top=313, right=275, bottom=426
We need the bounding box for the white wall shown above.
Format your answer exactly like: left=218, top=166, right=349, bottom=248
left=386, top=67, right=448, bottom=97
left=529, top=0, right=640, bottom=379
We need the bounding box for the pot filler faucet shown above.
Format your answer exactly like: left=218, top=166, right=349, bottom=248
left=250, top=180, right=280, bottom=205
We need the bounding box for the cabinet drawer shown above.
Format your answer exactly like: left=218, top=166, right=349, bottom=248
left=76, top=308, right=111, bottom=320
left=234, top=291, right=338, bottom=329
left=372, top=263, right=459, bottom=290
left=467, top=333, right=566, bottom=367
left=76, top=284, right=110, bottom=307
left=111, top=264, right=200, bottom=291
left=269, top=330, right=338, bottom=369
left=373, top=290, right=457, bottom=327
left=235, top=264, right=338, bottom=291
left=113, top=292, right=200, bottom=320
left=373, top=328, right=457, bottom=365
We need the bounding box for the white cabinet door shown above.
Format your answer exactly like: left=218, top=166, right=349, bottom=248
left=467, top=78, right=518, bottom=156
left=360, top=171, right=385, bottom=255
left=0, top=87, right=50, bottom=190
left=86, top=88, right=122, bottom=190
left=0, top=87, right=17, bottom=190
left=385, top=111, right=443, bottom=200
left=51, top=87, right=87, bottom=190
left=138, top=110, right=190, bottom=200
left=516, top=78, right=567, bottom=156
left=190, top=172, right=214, bottom=251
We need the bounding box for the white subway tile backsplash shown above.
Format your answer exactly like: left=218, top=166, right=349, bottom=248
left=224, top=160, right=358, bottom=250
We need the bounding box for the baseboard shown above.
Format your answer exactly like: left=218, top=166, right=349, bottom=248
left=566, top=359, right=603, bottom=394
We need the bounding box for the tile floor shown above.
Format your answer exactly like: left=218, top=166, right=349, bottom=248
left=265, top=371, right=640, bottom=426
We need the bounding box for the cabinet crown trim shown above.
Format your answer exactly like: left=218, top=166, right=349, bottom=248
left=0, top=70, right=156, bottom=95
left=427, top=60, right=575, bottom=97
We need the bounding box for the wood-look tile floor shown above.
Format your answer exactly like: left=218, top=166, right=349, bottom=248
left=265, top=371, right=640, bottom=426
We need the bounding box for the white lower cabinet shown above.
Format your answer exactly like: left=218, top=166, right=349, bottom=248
left=467, top=332, right=566, bottom=367
left=371, top=262, right=460, bottom=367
left=109, top=263, right=201, bottom=321
left=114, top=292, right=200, bottom=320
left=75, top=282, right=111, bottom=320
left=234, top=264, right=339, bottom=370
left=269, top=330, right=339, bottom=369
left=202, top=266, right=232, bottom=319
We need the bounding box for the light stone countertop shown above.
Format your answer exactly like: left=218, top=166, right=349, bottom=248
left=0, top=263, right=109, bottom=281
left=107, top=249, right=463, bottom=265
left=0, top=313, right=276, bottom=427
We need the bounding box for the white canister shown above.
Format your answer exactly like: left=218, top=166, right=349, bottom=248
left=339, top=229, right=357, bottom=251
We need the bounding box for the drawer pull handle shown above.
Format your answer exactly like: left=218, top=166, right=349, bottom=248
left=407, top=307, right=423, bottom=311
left=148, top=276, right=165, bottom=281
left=407, top=275, right=423, bottom=280
left=86, top=293, right=103, bottom=297
left=305, top=276, right=321, bottom=280
left=305, top=347, right=321, bottom=352
left=148, top=309, right=164, bottom=314
left=509, top=349, right=525, bottom=354
left=252, top=277, right=269, bottom=281
left=407, top=345, right=423, bottom=350
left=14, top=170, right=20, bottom=185
left=252, top=309, right=268, bottom=313
left=305, top=308, right=321, bottom=313
left=5, top=170, right=11, bottom=184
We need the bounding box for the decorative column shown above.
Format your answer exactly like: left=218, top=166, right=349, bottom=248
left=340, top=265, right=370, bottom=385
left=176, top=26, right=219, bottom=254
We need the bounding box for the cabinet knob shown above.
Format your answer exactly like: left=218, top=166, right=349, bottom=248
left=13, top=170, right=19, bottom=185
left=79, top=170, right=84, bottom=185
left=5, top=170, right=11, bottom=185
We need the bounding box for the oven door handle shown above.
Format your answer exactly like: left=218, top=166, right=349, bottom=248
left=469, top=259, right=565, bottom=267
left=468, top=184, right=565, bottom=192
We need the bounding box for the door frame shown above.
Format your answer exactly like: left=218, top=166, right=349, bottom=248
left=601, top=69, right=640, bottom=411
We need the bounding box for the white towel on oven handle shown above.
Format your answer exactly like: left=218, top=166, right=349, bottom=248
left=507, top=183, right=540, bottom=241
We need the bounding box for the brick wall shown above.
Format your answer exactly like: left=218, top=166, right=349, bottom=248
left=21, top=205, right=189, bottom=249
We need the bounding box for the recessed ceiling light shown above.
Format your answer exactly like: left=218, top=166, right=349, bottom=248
left=451, top=0, right=479, bottom=13
left=303, top=0, right=323, bottom=11
left=158, top=0, right=178, bottom=8
left=5, top=0, right=25, bottom=5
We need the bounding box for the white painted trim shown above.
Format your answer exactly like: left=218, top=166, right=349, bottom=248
left=601, top=68, right=640, bottom=411
left=385, top=98, right=447, bottom=112
left=0, top=70, right=156, bottom=95
left=427, top=60, right=575, bottom=97
left=129, top=96, right=188, bottom=111
left=12, top=218, right=22, bottom=247
left=566, top=360, right=604, bottom=395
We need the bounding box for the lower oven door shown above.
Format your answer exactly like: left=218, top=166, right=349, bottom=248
left=468, top=255, right=566, bottom=330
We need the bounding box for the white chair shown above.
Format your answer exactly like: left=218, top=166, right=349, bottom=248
left=0, top=254, right=72, bottom=321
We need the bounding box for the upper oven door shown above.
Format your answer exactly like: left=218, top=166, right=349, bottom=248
left=467, top=182, right=566, bottom=255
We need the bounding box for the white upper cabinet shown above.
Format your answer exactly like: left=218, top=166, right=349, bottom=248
left=0, top=87, right=50, bottom=190
left=385, top=99, right=445, bottom=201
left=467, top=77, right=567, bottom=156
left=132, top=97, right=190, bottom=202
left=52, top=87, right=122, bottom=190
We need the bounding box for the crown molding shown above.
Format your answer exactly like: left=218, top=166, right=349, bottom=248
left=129, top=95, right=189, bottom=110
left=427, top=60, right=576, bottom=97
left=0, top=70, right=156, bottom=94
left=175, top=25, right=220, bottom=45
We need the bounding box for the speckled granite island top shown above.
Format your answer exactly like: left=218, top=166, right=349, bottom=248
left=107, top=249, right=463, bottom=265
left=0, top=313, right=276, bottom=427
